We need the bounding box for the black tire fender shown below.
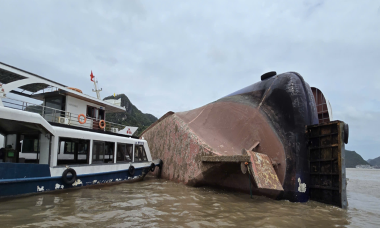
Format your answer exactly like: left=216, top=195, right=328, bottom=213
left=62, top=168, right=77, bottom=185
left=150, top=163, right=156, bottom=172
left=128, top=165, right=135, bottom=176
left=157, top=159, right=163, bottom=169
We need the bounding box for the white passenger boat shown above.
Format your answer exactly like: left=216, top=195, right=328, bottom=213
left=0, top=62, right=161, bottom=198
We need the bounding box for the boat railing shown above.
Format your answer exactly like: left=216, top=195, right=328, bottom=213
left=2, top=97, right=130, bottom=134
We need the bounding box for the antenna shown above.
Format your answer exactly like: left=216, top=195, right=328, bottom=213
left=92, top=77, right=102, bottom=99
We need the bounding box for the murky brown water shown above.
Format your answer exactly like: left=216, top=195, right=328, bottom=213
left=0, top=168, right=379, bottom=228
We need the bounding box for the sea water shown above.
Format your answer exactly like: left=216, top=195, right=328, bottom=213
left=0, top=168, right=379, bottom=227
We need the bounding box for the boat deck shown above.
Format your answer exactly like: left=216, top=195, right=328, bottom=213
left=2, top=97, right=132, bottom=136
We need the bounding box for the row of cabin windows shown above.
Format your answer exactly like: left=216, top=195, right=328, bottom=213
left=57, top=137, right=148, bottom=166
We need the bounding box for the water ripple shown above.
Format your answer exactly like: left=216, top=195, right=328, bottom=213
left=0, top=169, right=379, bottom=227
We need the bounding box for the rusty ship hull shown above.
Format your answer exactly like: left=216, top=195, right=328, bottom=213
left=141, top=72, right=322, bottom=202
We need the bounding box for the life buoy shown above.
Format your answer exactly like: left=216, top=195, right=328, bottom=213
left=99, top=120, right=106, bottom=129
left=150, top=163, right=155, bottom=172
left=62, top=168, right=77, bottom=185
left=78, top=114, right=86, bottom=124
left=67, top=87, right=83, bottom=93
left=128, top=165, right=135, bottom=176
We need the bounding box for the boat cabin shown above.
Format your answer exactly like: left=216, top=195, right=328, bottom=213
left=0, top=62, right=148, bottom=168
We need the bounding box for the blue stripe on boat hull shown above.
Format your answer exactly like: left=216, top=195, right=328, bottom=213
left=0, top=167, right=150, bottom=198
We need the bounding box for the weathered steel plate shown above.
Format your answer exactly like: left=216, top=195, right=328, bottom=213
left=307, top=120, right=348, bottom=209
left=247, top=151, right=284, bottom=191
left=201, top=155, right=250, bottom=163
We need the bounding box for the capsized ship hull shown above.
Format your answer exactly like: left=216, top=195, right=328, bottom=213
left=142, top=72, right=320, bottom=202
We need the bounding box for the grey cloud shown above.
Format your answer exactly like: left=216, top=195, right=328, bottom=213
left=0, top=0, right=379, bottom=159
left=96, top=56, right=118, bottom=66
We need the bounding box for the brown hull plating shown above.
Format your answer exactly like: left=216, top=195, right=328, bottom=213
left=142, top=72, right=319, bottom=202
left=145, top=112, right=281, bottom=199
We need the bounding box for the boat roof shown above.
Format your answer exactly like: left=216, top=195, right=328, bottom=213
left=0, top=61, right=124, bottom=113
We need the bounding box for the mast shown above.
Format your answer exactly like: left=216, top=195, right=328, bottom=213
left=91, top=71, right=102, bottom=99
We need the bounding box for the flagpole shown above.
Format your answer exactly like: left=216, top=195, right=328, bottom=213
left=91, top=71, right=102, bottom=99
left=93, top=79, right=99, bottom=99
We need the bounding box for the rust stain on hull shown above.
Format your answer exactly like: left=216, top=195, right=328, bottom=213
left=247, top=150, right=284, bottom=191
left=143, top=72, right=320, bottom=202
left=143, top=102, right=286, bottom=198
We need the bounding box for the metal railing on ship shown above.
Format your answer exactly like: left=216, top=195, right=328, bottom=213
left=2, top=97, right=127, bottom=134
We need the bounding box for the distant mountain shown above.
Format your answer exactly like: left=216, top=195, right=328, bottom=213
left=345, top=150, right=369, bottom=168
left=367, top=156, right=380, bottom=167
left=103, top=94, right=158, bottom=137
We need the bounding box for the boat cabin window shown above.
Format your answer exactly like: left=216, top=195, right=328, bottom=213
left=92, top=141, right=104, bottom=163
left=57, top=137, right=89, bottom=166
left=87, top=106, right=105, bottom=120
left=134, top=145, right=148, bottom=162
left=19, top=134, right=39, bottom=163
left=105, top=142, right=114, bottom=163
left=87, top=106, right=105, bottom=130
left=44, top=95, right=66, bottom=122
left=21, top=135, right=39, bottom=153
left=116, top=143, right=133, bottom=162
left=99, top=109, right=105, bottom=121
left=92, top=141, right=114, bottom=164
left=87, top=106, right=98, bottom=120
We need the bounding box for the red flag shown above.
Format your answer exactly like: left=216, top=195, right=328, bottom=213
left=90, top=71, right=95, bottom=82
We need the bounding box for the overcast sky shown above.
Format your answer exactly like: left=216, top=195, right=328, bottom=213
left=0, top=0, right=379, bottom=159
